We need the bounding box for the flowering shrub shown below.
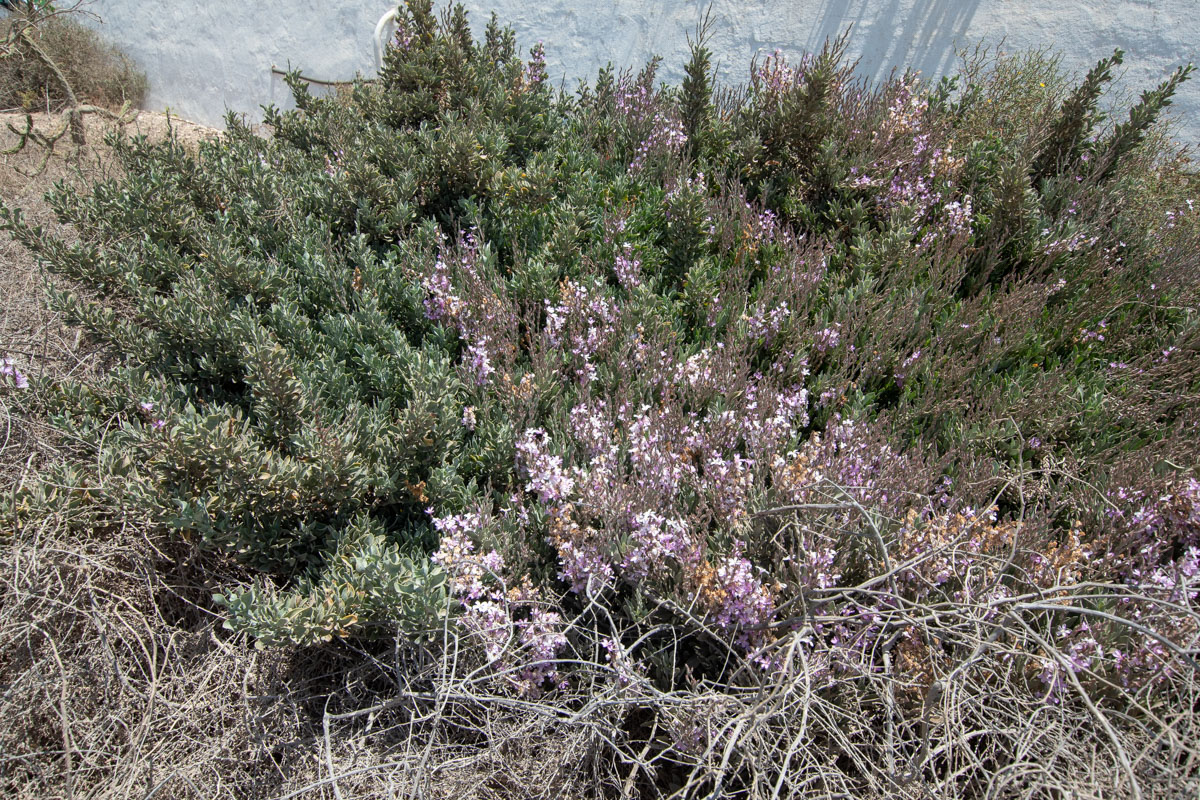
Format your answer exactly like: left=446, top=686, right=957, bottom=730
left=3, top=3, right=1199, bottom=795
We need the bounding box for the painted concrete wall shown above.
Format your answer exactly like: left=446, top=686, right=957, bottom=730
left=78, top=1, right=1199, bottom=145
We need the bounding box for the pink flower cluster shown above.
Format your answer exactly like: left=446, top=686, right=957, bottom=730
left=431, top=510, right=569, bottom=696
left=421, top=231, right=518, bottom=390
left=616, top=65, right=688, bottom=175
left=709, top=543, right=776, bottom=638
left=465, top=337, right=495, bottom=385
left=629, top=115, right=688, bottom=174
left=813, top=326, right=841, bottom=354
left=544, top=280, right=617, bottom=361
left=138, top=400, right=166, bottom=430
left=526, top=41, right=547, bottom=86
left=613, top=243, right=642, bottom=290
left=622, top=510, right=699, bottom=580
left=752, top=50, right=807, bottom=100
left=516, top=429, right=576, bottom=503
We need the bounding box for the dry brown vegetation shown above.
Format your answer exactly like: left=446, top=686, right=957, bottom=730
left=1, top=9, right=146, bottom=113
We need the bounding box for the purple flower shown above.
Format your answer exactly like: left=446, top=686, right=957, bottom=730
left=703, top=454, right=755, bottom=524
left=516, top=429, right=576, bottom=503
left=465, top=337, right=495, bottom=385
left=628, top=113, right=687, bottom=174
left=423, top=259, right=459, bottom=321
left=613, top=243, right=642, bottom=289
left=392, top=17, right=413, bottom=51
left=813, top=326, right=841, bottom=354
left=744, top=301, right=790, bottom=342
left=136, top=399, right=165, bottom=429
left=1, top=358, right=28, bottom=389
left=555, top=538, right=614, bottom=594
left=431, top=515, right=507, bottom=601
left=526, top=41, right=547, bottom=86
left=622, top=511, right=697, bottom=580
left=602, top=637, right=642, bottom=687
left=518, top=607, right=566, bottom=662
left=709, top=542, right=775, bottom=632
left=462, top=600, right=511, bottom=664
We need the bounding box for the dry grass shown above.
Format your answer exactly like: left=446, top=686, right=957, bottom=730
left=1, top=11, right=148, bottom=113
left=3, top=513, right=1198, bottom=799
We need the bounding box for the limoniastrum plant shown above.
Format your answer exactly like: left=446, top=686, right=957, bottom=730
left=3, top=0, right=1199, bottom=732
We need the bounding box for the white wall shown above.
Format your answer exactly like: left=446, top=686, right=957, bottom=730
left=78, top=1, right=1199, bottom=145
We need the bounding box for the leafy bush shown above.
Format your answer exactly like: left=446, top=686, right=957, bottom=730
left=3, top=2, right=1198, bottom=795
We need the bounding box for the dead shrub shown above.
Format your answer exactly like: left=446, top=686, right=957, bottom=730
left=1, top=10, right=147, bottom=112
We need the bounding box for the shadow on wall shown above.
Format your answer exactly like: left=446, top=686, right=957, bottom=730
left=805, top=0, right=981, bottom=84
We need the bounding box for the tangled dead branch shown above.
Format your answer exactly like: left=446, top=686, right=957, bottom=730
left=3, top=502, right=1195, bottom=799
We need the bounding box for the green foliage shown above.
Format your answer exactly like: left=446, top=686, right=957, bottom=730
left=3, top=1, right=1197, bottom=661
left=679, top=14, right=715, bottom=161
left=216, top=515, right=449, bottom=647
left=1093, top=61, right=1195, bottom=182
left=1031, top=48, right=1123, bottom=185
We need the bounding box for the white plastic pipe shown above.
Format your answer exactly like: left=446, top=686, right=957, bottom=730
left=374, top=7, right=399, bottom=70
